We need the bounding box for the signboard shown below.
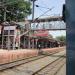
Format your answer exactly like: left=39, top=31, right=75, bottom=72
left=4, top=26, right=16, bottom=30
left=33, top=30, right=49, bottom=37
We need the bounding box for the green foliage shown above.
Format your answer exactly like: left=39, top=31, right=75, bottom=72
left=55, top=35, right=66, bottom=42
left=0, top=0, right=31, bottom=22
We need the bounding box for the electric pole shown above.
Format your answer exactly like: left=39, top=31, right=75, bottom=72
left=4, top=7, right=6, bottom=21
left=31, top=0, right=37, bottom=20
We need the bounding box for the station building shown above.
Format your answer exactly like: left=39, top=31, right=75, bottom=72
left=0, top=21, right=62, bottom=50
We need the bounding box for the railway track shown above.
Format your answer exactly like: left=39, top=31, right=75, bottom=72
left=32, top=55, right=65, bottom=75
left=0, top=49, right=63, bottom=71
left=0, top=50, right=66, bottom=75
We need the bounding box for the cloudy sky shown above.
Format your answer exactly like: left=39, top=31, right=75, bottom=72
left=28, top=0, right=66, bottom=38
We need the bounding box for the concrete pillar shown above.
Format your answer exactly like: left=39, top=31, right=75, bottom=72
left=66, top=0, right=75, bottom=75
left=35, top=39, right=37, bottom=48
left=18, top=36, right=20, bottom=49
left=24, top=36, right=26, bottom=48
left=28, top=38, right=31, bottom=49
left=7, top=25, right=11, bottom=50
left=13, top=30, right=16, bottom=50
left=32, top=39, right=34, bottom=49
left=2, top=29, right=4, bottom=49
left=13, top=36, right=15, bottom=50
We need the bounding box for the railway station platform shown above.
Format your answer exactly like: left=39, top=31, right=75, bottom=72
left=0, top=49, right=66, bottom=75
left=0, top=47, right=65, bottom=65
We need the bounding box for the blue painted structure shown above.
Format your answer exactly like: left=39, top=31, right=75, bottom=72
left=66, top=0, right=75, bottom=75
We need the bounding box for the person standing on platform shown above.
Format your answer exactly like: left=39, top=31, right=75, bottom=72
left=38, top=44, right=42, bottom=55
left=15, top=42, right=18, bottom=49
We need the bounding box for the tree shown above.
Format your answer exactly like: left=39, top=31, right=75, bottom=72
left=55, top=35, right=66, bottom=42
left=0, top=0, right=31, bottom=22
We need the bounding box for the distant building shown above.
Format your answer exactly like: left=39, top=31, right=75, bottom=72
left=1, top=22, right=21, bottom=49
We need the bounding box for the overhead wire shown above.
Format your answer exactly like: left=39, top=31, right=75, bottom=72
left=34, top=6, right=54, bottom=20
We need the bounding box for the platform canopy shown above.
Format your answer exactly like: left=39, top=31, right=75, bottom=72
left=33, top=30, right=53, bottom=39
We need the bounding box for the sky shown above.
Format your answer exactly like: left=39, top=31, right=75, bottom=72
left=28, top=0, right=66, bottom=38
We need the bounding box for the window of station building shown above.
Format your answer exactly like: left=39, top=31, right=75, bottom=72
left=4, top=30, right=14, bottom=35
left=4, top=30, right=8, bottom=35
left=10, top=30, right=14, bottom=35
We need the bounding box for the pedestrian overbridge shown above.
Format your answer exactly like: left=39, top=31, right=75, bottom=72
left=31, top=20, right=66, bottom=31
left=28, top=16, right=66, bottom=31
